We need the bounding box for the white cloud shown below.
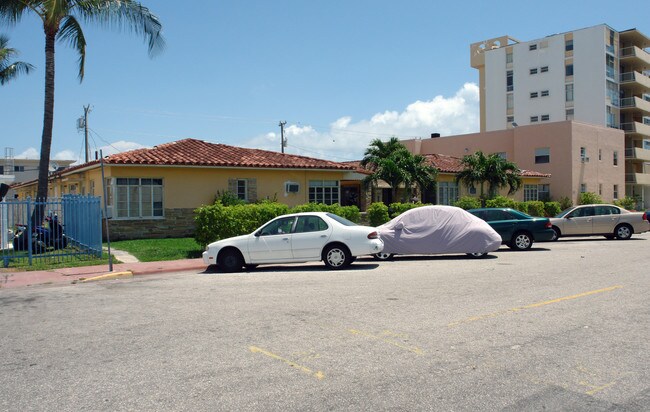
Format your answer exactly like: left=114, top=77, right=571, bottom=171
left=15, top=148, right=40, bottom=159
left=243, top=82, right=480, bottom=161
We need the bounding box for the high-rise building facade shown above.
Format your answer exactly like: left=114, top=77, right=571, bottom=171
left=471, top=24, right=650, bottom=208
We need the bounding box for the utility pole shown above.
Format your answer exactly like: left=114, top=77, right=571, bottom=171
left=279, top=120, right=287, bottom=153
left=77, top=105, right=92, bottom=163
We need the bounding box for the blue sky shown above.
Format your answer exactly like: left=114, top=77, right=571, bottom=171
left=1, top=1, right=647, bottom=164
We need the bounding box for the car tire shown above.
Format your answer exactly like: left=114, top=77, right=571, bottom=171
left=604, top=235, right=615, bottom=240
left=509, top=232, right=533, bottom=250
left=467, top=252, right=488, bottom=258
left=550, top=227, right=561, bottom=241
left=323, top=244, right=352, bottom=269
left=218, top=249, right=244, bottom=272
left=614, top=224, right=633, bottom=240
left=373, top=252, right=394, bottom=261
left=244, top=264, right=258, bottom=271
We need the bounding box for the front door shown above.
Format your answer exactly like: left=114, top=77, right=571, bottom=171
left=591, top=205, right=621, bottom=234
left=291, top=216, right=332, bottom=259
left=247, top=216, right=295, bottom=262
left=563, top=206, right=595, bottom=235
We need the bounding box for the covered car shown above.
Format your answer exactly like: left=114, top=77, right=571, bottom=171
left=374, top=205, right=502, bottom=260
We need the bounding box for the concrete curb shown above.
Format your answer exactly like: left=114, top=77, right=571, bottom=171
left=78, top=271, right=133, bottom=283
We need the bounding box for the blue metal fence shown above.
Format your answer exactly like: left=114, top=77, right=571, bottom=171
left=0, top=195, right=102, bottom=268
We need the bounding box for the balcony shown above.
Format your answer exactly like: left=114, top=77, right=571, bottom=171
left=621, top=121, right=650, bottom=137
left=620, top=46, right=650, bottom=69
left=620, top=96, right=650, bottom=115
left=625, top=173, right=650, bottom=185
left=625, top=147, right=650, bottom=162
left=620, top=71, right=650, bottom=95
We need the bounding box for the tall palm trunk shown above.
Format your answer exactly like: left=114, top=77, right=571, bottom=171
left=37, top=29, right=56, bottom=202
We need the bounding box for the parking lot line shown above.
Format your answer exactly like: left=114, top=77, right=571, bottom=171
left=348, top=329, right=425, bottom=355
left=249, top=346, right=325, bottom=380
left=447, top=285, right=623, bottom=327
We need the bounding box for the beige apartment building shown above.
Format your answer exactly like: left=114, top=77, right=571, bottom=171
left=403, top=121, right=624, bottom=204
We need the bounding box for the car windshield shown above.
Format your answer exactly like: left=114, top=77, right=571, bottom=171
left=555, top=208, right=574, bottom=218
left=326, top=213, right=357, bottom=226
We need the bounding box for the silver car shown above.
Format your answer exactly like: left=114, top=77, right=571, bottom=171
left=549, top=204, right=650, bottom=240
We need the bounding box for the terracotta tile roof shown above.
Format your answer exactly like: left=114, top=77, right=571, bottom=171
left=339, top=161, right=372, bottom=175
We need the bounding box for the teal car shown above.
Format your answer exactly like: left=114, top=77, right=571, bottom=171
left=468, top=208, right=555, bottom=250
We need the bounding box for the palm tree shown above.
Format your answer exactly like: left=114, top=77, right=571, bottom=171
left=0, top=34, right=34, bottom=85
left=456, top=151, right=522, bottom=206
left=400, top=154, right=438, bottom=201
left=0, top=1, right=165, bottom=202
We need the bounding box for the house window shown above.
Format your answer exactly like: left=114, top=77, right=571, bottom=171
left=565, top=83, right=574, bottom=102
left=565, top=39, right=573, bottom=51
left=437, top=182, right=458, bottom=206
left=613, top=184, right=619, bottom=199
left=531, top=116, right=539, bottom=122
left=566, top=109, right=574, bottom=120
left=535, top=148, right=550, bottom=164
left=580, top=184, right=587, bottom=193
left=613, top=151, right=618, bottom=166
left=530, top=92, right=538, bottom=98
left=541, top=66, right=549, bottom=73
left=529, top=44, right=537, bottom=51
left=236, top=179, right=247, bottom=200
left=541, top=90, right=549, bottom=97
left=506, top=70, right=513, bottom=92
left=538, top=184, right=550, bottom=201
left=530, top=68, right=538, bottom=75
left=0, top=166, right=3, bottom=174
left=495, top=152, right=507, bottom=159
left=90, top=180, right=95, bottom=196
left=114, top=178, right=163, bottom=218
left=599, top=183, right=603, bottom=195
left=524, top=184, right=538, bottom=201
left=565, top=64, right=574, bottom=76
left=541, top=114, right=550, bottom=121
left=309, top=180, right=339, bottom=205
left=14, top=165, right=25, bottom=172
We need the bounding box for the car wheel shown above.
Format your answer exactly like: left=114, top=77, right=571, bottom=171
left=510, top=232, right=533, bottom=250
left=550, top=227, right=560, bottom=241
left=467, top=252, right=488, bottom=258
left=218, top=249, right=244, bottom=272
left=323, top=244, right=352, bottom=269
left=614, top=224, right=633, bottom=240
left=604, top=235, right=615, bottom=240
left=373, top=252, right=394, bottom=261
left=244, top=264, right=258, bottom=271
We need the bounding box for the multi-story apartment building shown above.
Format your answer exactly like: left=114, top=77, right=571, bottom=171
left=470, top=24, right=650, bottom=208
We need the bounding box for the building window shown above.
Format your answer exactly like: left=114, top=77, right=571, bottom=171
left=566, top=109, right=575, bottom=120
left=565, top=83, right=574, bottom=102
left=541, top=114, right=550, bottom=121
left=599, top=149, right=602, bottom=160
left=506, top=93, right=514, bottom=110
left=565, top=39, right=573, bottom=51
left=529, top=44, right=537, bottom=51
left=613, top=151, right=618, bottom=166
left=541, top=66, right=549, bottom=73
left=309, top=180, right=339, bottom=205
left=524, top=185, right=538, bottom=201
left=531, top=116, right=539, bottom=122
left=565, top=64, right=574, bottom=76
left=0, top=166, right=3, bottom=175
left=613, top=184, right=619, bottom=199
left=496, top=152, right=507, bottom=159
left=437, top=182, right=458, bottom=206
left=506, top=70, right=513, bottom=92
left=535, top=148, right=550, bottom=164
left=530, top=92, right=538, bottom=98
left=114, top=178, right=163, bottom=218
left=506, top=115, right=514, bottom=123
left=599, top=183, right=602, bottom=195
left=506, top=51, right=513, bottom=64
left=236, top=179, right=247, bottom=200
left=580, top=147, right=587, bottom=161
left=538, top=184, right=550, bottom=201
left=580, top=184, right=587, bottom=193
left=14, top=165, right=25, bottom=172
left=541, top=90, right=549, bottom=97
left=530, top=68, right=538, bottom=75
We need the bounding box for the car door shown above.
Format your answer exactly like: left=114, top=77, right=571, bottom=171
left=291, top=216, right=332, bottom=259
left=484, top=210, right=516, bottom=242
left=562, top=206, right=595, bottom=235
left=591, top=205, right=621, bottom=234
left=247, top=216, right=296, bottom=263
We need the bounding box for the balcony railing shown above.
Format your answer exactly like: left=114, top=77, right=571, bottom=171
left=625, top=173, right=650, bottom=185
left=625, top=147, right=650, bottom=162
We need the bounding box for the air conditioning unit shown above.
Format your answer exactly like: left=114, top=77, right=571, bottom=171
left=285, top=182, right=300, bottom=193
left=104, top=205, right=113, bottom=219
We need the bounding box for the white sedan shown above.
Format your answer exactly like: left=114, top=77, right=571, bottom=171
left=202, top=212, right=384, bottom=272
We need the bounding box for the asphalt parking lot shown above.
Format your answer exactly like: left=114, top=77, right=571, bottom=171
left=0, top=233, right=648, bottom=411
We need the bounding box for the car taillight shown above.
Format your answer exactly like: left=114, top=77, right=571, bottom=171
left=545, top=221, right=552, bottom=228
left=643, top=212, right=648, bottom=221
left=367, top=231, right=379, bottom=239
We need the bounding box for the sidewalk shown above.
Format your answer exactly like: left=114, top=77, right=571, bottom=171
left=0, top=258, right=207, bottom=289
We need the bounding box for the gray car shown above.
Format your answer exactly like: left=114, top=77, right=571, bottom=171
left=548, top=204, right=650, bottom=240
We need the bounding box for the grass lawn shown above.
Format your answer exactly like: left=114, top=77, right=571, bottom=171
left=107, top=238, right=203, bottom=262
left=5, top=252, right=116, bottom=271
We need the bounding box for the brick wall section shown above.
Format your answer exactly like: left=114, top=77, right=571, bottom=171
left=104, top=208, right=196, bottom=240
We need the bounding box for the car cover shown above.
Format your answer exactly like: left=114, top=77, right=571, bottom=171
left=377, top=205, right=502, bottom=255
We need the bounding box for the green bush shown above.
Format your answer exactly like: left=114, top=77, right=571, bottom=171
left=578, top=192, right=603, bottom=205
left=367, top=202, right=390, bottom=226
left=557, top=196, right=573, bottom=210
left=454, top=196, right=481, bottom=210
left=289, top=203, right=360, bottom=223
left=214, top=190, right=246, bottom=206
left=514, top=202, right=529, bottom=214
left=526, top=201, right=545, bottom=216
left=485, top=196, right=515, bottom=208
left=613, top=196, right=636, bottom=210
left=544, top=201, right=562, bottom=217
left=388, top=202, right=426, bottom=218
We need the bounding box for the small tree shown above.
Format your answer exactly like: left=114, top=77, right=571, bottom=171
left=578, top=192, right=603, bottom=205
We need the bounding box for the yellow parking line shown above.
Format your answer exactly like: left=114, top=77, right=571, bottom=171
left=448, top=285, right=623, bottom=327
left=249, top=346, right=325, bottom=380
left=585, top=381, right=616, bottom=395
left=348, top=329, right=425, bottom=355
